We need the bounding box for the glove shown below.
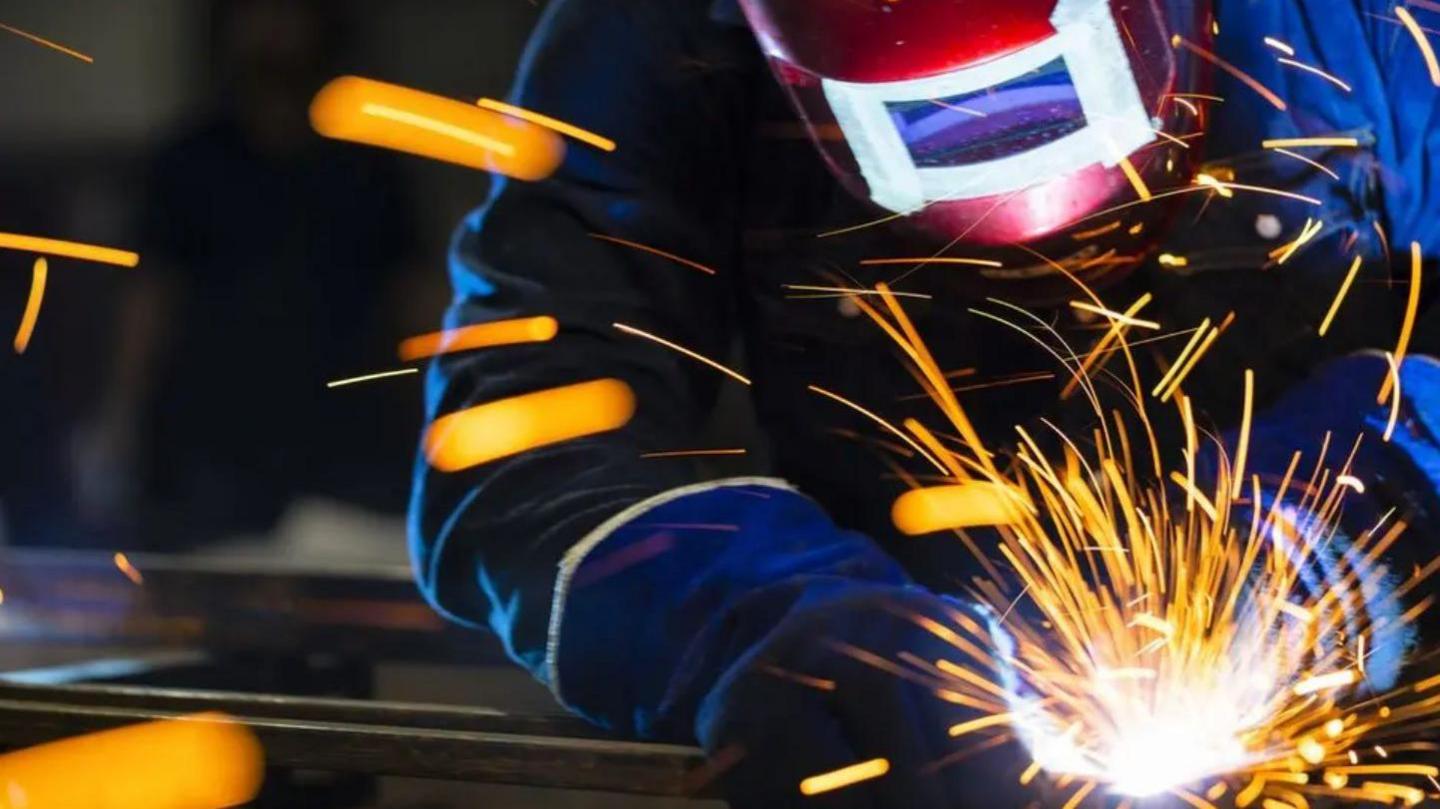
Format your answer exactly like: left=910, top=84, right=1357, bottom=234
left=1201, top=353, right=1440, bottom=691
left=550, top=480, right=1028, bottom=809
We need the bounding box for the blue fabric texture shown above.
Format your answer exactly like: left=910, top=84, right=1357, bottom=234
left=555, top=482, right=1028, bottom=808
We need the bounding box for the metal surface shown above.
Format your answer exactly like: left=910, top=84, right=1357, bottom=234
left=0, top=682, right=712, bottom=797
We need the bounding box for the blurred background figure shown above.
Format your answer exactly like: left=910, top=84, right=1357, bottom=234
left=0, top=0, right=533, bottom=556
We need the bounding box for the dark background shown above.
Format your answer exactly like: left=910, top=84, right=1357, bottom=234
left=0, top=0, right=541, bottom=561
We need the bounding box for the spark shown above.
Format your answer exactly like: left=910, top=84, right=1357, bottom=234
left=782, top=284, right=931, bottom=300
left=326, top=368, right=419, bottom=388
left=948, top=712, right=1018, bottom=738
left=398, top=316, right=558, bottom=361
left=1270, top=217, right=1324, bottom=265
left=1118, top=155, right=1153, bottom=201
left=808, top=385, right=947, bottom=475
left=640, top=448, right=747, bottom=459
left=1318, top=256, right=1363, bottom=336
left=1276, top=58, right=1353, bottom=92
left=1293, top=670, right=1359, bottom=696
left=892, top=483, right=1028, bottom=535
left=1336, top=475, right=1366, bottom=494
left=1232, top=369, right=1254, bottom=499
left=1173, top=36, right=1288, bottom=110
left=859, top=256, right=1004, bottom=269
left=1211, top=181, right=1323, bottom=206
left=1194, top=173, right=1235, bottom=198
left=310, top=76, right=563, bottom=180
left=0, top=20, right=92, bottom=63
left=1396, top=6, right=1440, bottom=86
left=1069, top=301, right=1160, bottom=330
left=1171, top=96, right=1200, bottom=115
left=760, top=664, right=836, bottom=691
left=1273, top=147, right=1340, bottom=181
left=1150, top=318, right=1211, bottom=397
left=476, top=97, right=615, bottom=151
left=1378, top=242, right=1422, bottom=404
left=424, top=379, right=635, bottom=471
left=12, top=257, right=46, bottom=354
left=798, top=758, right=890, bottom=795
left=1262, top=136, right=1361, bottom=149
left=0, top=232, right=138, bottom=267
left=1264, top=36, right=1296, bottom=56
left=1383, top=352, right=1401, bottom=443
left=612, top=323, right=750, bottom=384
left=113, top=552, right=143, bottom=585
left=590, top=233, right=717, bottom=275
left=1158, top=253, right=1189, bottom=267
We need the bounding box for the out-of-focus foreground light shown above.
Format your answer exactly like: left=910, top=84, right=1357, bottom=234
left=891, top=483, right=1027, bottom=535
left=0, top=712, right=262, bottom=808
left=310, top=76, right=565, bottom=180
left=424, top=378, right=636, bottom=472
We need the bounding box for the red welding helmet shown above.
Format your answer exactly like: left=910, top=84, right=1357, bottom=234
left=738, top=0, right=1212, bottom=288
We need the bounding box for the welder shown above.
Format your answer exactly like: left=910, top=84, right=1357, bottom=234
left=411, top=2, right=1440, bottom=806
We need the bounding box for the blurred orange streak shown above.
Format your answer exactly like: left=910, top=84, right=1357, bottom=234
left=399, top=316, right=558, bottom=361
left=477, top=98, right=616, bottom=152
left=113, top=552, right=143, bottom=585
left=892, top=482, right=1027, bottom=536
left=0, top=233, right=138, bottom=267
left=0, top=21, right=93, bottom=63
left=0, top=712, right=262, bottom=809
left=425, top=378, right=635, bottom=472
left=310, top=76, right=564, bottom=180
left=13, top=258, right=46, bottom=353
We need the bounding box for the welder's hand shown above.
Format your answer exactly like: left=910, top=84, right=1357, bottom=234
left=695, top=583, right=1029, bottom=809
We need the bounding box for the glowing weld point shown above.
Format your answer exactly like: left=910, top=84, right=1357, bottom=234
left=1293, top=669, right=1358, bottom=696
left=113, top=552, right=143, bottom=585
left=798, top=758, right=889, bottom=795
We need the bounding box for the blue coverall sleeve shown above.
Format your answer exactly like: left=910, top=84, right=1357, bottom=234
left=1214, top=0, right=1440, bottom=252
left=408, top=0, right=762, bottom=679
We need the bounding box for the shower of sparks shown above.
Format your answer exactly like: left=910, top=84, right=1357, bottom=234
left=821, top=283, right=1440, bottom=807
left=1396, top=6, right=1440, bottom=86
left=113, top=552, right=143, bottom=585
left=1275, top=58, right=1353, bottom=92
left=589, top=233, right=718, bottom=275
left=1318, top=255, right=1364, bottom=337
left=398, top=316, right=559, bottom=361
left=0, top=233, right=138, bottom=267
left=1172, top=36, right=1288, bottom=110
left=12, top=257, right=46, bottom=354
left=612, top=322, right=750, bottom=384
left=798, top=758, right=890, bottom=796
left=1378, top=242, right=1422, bottom=404
left=0, top=20, right=93, bottom=63
left=477, top=97, right=616, bottom=151
left=1261, top=136, right=1360, bottom=149
left=325, top=368, right=418, bottom=388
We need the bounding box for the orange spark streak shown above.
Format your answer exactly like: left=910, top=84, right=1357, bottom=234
left=1276, top=58, right=1353, bottom=92
left=1271, top=218, right=1324, bottom=265
left=114, top=552, right=143, bottom=585
left=640, top=448, right=747, bottom=459
left=859, top=256, right=1004, bottom=269
left=425, top=379, right=635, bottom=471
left=1262, top=136, right=1360, bottom=149
left=0, top=712, right=263, bottom=808
left=13, top=258, right=46, bottom=354
left=612, top=323, right=750, bottom=384
left=310, top=76, right=563, bottom=180
left=1150, top=319, right=1211, bottom=397
left=398, top=316, right=558, bottom=361
left=1383, top=352, right=1401, bottom=443
left=0, top=233, right=138, bottom=267
left=892, top=482, right=1027, bottom=535
left=808, top=385, right=947, bottom=475
left=1272, top=147, right=1340, bottom=180
left=1118, top=156, right=1153, bottom=201
left=1397, top=6, right=1440, bottom=86
left=1069, top=300, right=1160, bottom=330
left=1318, top=255, right=1363, bottom=336
left=589, top=233, right=717, bottom=275
left=1173, top=36, right=1287, bottom=110
left=0, top=21, right=93, bottom=63
left=799, top=758, right=890, bottom=795
left=476, top=97, right=615, bottom=151
left=1378, top=243, right=1422, bottom=403
left=1232, top=369, right=1254, bottom=499
left=326, top=368, right=418, bottom=388
left=1293, top=669, right=1358, bottom=696
left=1158, top=325, right=1222, bottom=402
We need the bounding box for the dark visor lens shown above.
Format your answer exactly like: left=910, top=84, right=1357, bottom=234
left=885, top=56, right=1087, bottom=169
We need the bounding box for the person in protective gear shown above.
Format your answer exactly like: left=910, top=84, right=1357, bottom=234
left=411, top=1, right=1440, bottom=806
